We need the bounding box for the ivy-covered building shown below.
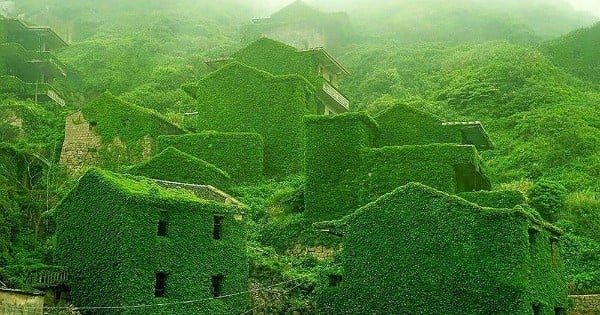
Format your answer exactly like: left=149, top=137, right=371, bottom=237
left=127, top=146, right=232, bottom=190
left=315, top=183, right=568, bottom=315
left=0, top=16, right=67, bottom=106
left=245, top=0, right=353, bottom=52
left=183, top=61, right=318, bottom=178
left=59, top=92, right=184, bottom=173
left=304, top=107, right=494, bottom=222
left=157, top=132, right=264, bottom=184
left=206, top=37, right=350, bottom=114
left=302, top=104, right=568, bottom=313
left=54, top=168, right=248, bottom=315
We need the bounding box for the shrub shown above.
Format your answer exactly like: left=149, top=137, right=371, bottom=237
left=528, top=179, right=568, bottom=222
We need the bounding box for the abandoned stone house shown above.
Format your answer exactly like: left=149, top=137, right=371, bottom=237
left=205, top=37, right=350, bottom=114
left=247, top=0, right=353, bottom=52
left=315, top=183, right=568, bottom=315
left=303, top=105, right=495, bottom=222
left=301, top=105, right=568, bottom=314
left=53, top=168, right=248, bottom=314
left=0, top=16, right=67, bottom=106
left=59, top=92, right=184, bottom=174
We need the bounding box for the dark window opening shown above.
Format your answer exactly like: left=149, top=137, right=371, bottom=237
left=211, top=275, right=224, bottom=298
left=157, top=210, right=168, bottom=236
left=328, top=275, right=342, bottom=287
left=88, top=121, right=97, bottom=131
left=550, top=238, right=559, bottom=266
left=154, top=272, right=168, bottom=297
left=554, top=307, right=566, bottom=315
left=213, top=215, right=223, bottom=240
left=54, top=285, right=69, bottom=301
left=528, top=228, right=538, bottom=247
left=454, top=164, right=478, bottom=192
left=533, top=303, right=542, bottom=315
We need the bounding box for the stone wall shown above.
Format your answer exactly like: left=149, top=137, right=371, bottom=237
left=0, top=288, right=44, bottom=315
left=569, top=295, right=600, bottom=315
left=59, top=111, right=101, bottom=173
left=287, top=244, right=334, bottom=260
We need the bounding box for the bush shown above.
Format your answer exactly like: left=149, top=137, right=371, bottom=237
left=528, top=179, right=568, bottom=222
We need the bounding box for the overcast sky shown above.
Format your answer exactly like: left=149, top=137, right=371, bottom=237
left=255, top=0, right=600, bottom=17
left=565, top=0, right=600, bottom=16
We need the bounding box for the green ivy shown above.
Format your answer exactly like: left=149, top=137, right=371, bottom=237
left=183, top=62, right=318, bottom=178
left=316, top=183, right=567, bottom=314
left=374, top=103, right=461, bottom=147
left=53, top=168, right=248, bottom=315
left=304, top=112, right=491, bottom=221
left=458, top=190, right=525, bottom=208
left=79, top=91, right=184, bottom=169
left=127, top=147, right=231, bottom=189
left=157, top=131, right=264, bottom=184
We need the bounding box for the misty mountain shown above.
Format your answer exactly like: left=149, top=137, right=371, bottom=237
left=543, top=22, right=600, bottom=88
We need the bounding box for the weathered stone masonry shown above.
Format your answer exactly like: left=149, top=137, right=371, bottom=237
left=569, top=295, right=600, bottom=315
left=58, top=111, right=100, bottom=173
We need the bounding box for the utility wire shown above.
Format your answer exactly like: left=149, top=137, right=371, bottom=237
left=4, top=275, right=307, bottom=311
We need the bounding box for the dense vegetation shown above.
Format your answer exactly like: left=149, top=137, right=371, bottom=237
left=1, top=0, right=599, bottom=313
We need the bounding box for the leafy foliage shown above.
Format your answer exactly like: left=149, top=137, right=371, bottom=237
left=317, top=183, right=566, bottom=314
left=127, top=147, right=231, bottom=189
left=183, top=62, right=318, bottom=178
left=53, top=168, right=248, bottom=314
left=458, top=190, right=525, bottom=209
left=528, top=180, right=568, bottom=222
left=542, top=22, right=600, bottom=88
left=305, top=112, right=490, bottom=221
left=157, top=132, right=264, bottom=184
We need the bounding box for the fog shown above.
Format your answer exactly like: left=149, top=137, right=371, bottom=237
left=566, top=0, right=600, bottom=16
left=252, top=0, right=600, bottom=17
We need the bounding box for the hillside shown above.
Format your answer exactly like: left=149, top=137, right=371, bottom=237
left=310, top=0, right=597, bottom=44
left=1, top=0, right=600, bottom=313
left=542, top=22, right=600, bottom=88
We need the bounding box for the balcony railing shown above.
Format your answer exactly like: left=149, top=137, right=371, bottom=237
left=1, top=43, right=67, bottom=76
left=322, top=81, right=349, bottom=110
left=0, top=76, right=66, bottom=106
left=27, top=267, right=68, bottom=287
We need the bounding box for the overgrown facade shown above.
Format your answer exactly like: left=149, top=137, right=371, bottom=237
left=302, top=104, right=568, bottom=314
left=183, top=61, right=317, bottom=178
left=59, top=92, right=184, bottom=173
left=54, top=169, right=248, bottom=315
left=0, top=17, right=67, bottom=106
left=316, top=183, right=568, bottom=314
left=206, top=37, right=350, bottom=114
left=245, top=0, right=353, bottom=52
left=304, top=106, right=493, bottom=222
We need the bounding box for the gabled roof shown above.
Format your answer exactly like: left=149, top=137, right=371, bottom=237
left=208, top=37, right=348, bottom=78
left=315, top=182, right=562, bottom=236
left=127, top=147, right=231, bottom=188
left=269, top=0, right=323, bottom=21
left=63, top=168, right=241, bottom=209
left=184, top=61, right=313, bottom=99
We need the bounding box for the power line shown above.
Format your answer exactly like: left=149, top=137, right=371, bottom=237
left=4, top=275, right=307, bottom=311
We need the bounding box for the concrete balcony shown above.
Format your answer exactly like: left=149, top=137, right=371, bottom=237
left=321, top=81, right=349, bottom=112
left=0, top=76, right=66, bottom=106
